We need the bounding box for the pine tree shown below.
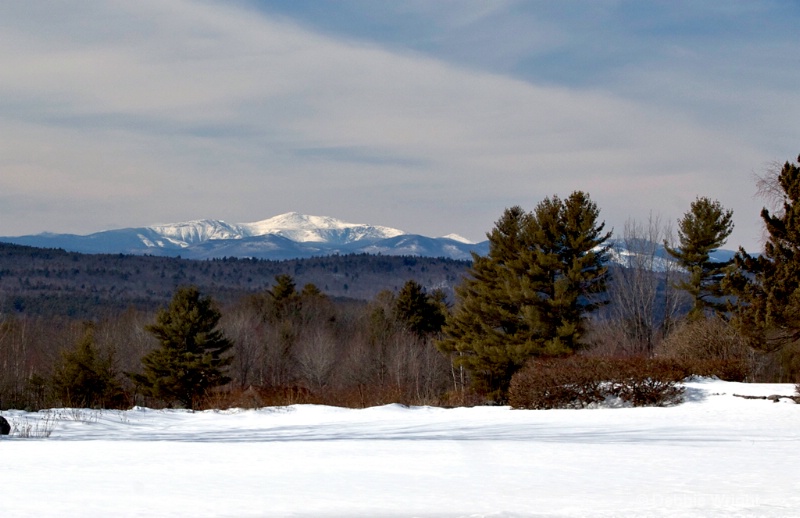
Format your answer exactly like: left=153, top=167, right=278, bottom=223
left=393, top=280, right=446, bottom=337
left=132, top=286, right=233, bottom=409
left=267, top=274, right=301, bottom=323
left=522, top=191, right=611, bottom=352
left=665, top=197, right=734, bottom=320
left=726, top=154, right=800, bottom=352
left=438, top=192, right=610, bottom=399
left=52, top=323, right=125, bottom=408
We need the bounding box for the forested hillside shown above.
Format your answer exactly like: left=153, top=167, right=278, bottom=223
left=0, top=243, right=469, bottom=317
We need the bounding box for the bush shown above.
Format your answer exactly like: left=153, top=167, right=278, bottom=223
left=657, top=316, right=753, bottom=381
left=507, top=356, right=611, bottom=409
left=508, top=355, right=685, bottom=410
left=610, top=357, right=685, bottom=407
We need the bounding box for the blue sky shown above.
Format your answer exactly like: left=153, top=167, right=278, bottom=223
left=1, top=1, right=798, bottom=251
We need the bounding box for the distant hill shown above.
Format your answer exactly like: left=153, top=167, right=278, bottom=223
left=0, top=242, right=472, bottom=318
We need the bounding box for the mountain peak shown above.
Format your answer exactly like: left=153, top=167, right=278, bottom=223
left=240, top=213, right=405, bottom=243
left=246, top=212, right=363, bottom=232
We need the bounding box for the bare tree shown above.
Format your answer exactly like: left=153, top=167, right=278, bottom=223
left=599, top=214, right=686, bottom=355
left=221, top=307, right=265, bottom=389
left=752, top=161, right=788, bottom=248
left=754, top=161, right=786, bottom=214
left=295, top=327, right=338, bottom=391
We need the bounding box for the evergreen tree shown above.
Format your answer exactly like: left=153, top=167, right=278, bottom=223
left=267, top=274, right=301, bottom=323
left=132, top=286, right=233, bottom=409
left=300, top=282, right=324, bottom=299
left=271, top=273, right=298, bottom=301
left=439, top=192, right=610, bottom=399
left=665, top=197, right=734, bottom=320
left=52, top=323, right=125, bottom=408
left=523, top=191, right=611, bottom=351
left=726, top=154, right=800, bottom=352
left=393, top=280, right=446, bottom=337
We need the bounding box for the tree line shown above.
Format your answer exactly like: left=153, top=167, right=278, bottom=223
left=2, top=152, right=800, bottom=410
left=0, top=274, right=454, bottom=410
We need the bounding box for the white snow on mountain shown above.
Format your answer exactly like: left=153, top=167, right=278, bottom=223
left=606, top=244, right=677, bottom=272
left=147, top=219, right=243, bottom=247
left=2, top=213, right=738, bottom=265
left=238, top=212, right=405, bottom=244
left=440, top=233, right=474, bottom=244
left=144, top=212, right=406, bottom=248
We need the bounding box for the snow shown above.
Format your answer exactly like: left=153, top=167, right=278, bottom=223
left=240, top=212, right=406, bottom=244
left=143, top=212, right=407, bottom=247
left=148, top=220, right=243, bottom=245
left=440, top=233, right=474, bottom=244
left=1, top=378, right=798, bottom=517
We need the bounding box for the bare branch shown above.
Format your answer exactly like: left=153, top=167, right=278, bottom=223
left=753, top=161, right=785, bottom=212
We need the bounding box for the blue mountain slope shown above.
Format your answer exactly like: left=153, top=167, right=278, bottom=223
left=0, top=217, right=490, bottom=261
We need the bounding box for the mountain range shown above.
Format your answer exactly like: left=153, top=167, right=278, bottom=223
left=0, top=212, right=490, bottom=261
left=0, top=211, right=737, bottom=266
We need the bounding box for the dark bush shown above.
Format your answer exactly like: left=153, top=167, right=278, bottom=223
left=610, top=357, right=685, bottom=407
left=508, top=355, right=685, bottom=410
left=507, top=356, right=612, bottom=410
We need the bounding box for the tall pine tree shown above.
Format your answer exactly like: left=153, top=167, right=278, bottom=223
left=665, top=197, right=734, bottom=320
left=438, top=192, right=609, bottom=399
left=726, top=154, right=800, bottom=354
left=132, top=286, right=233, bottom=409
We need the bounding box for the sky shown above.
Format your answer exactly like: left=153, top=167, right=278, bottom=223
left=1, top=1, right=798, bottom=251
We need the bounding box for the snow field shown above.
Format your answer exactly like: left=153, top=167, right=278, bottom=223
left=1, top=378, right=798, bottom=517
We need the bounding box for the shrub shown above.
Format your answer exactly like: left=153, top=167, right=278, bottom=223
left=508, top=355, right=685, bottom=410
left=610, top=357, right=685, bottom=407
left=657, top=316, right=753, bottom=381
left=507, top=356, right=611, bottom=409
left=200, top=385, right=317, bottom=409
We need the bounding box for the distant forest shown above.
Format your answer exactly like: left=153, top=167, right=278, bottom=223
left=0, top=242, right=470, bottom=318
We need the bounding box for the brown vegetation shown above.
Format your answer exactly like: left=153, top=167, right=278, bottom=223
left=508, top=356, right=686, bottom=410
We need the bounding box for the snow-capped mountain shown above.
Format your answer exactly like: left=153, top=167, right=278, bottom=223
left=0, top=212, right=736, bottom=266
left=139, top=213, right=407, bottom=249
left=239, top=213, right=405, bottom=244
left=0, top=213, right=488, bottom=261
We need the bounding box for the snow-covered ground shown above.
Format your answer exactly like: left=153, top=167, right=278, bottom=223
left=2, top=378, right=798, bottom=517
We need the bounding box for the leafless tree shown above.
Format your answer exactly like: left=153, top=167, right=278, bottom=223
left=221, top=307, right=265, bottom=389
left=754, top=161, right=786, bottom=213
left=599, top=214, right=686, bottom=355
left=295, top=327, right=338, bottom=391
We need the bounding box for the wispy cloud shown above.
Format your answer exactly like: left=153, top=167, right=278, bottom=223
left=0, top=1, right=797, bottom=250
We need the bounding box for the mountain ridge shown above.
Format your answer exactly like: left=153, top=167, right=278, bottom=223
left=0, top=212, right=737, bottom=266
left=1, top=212, right=488, bottom=261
